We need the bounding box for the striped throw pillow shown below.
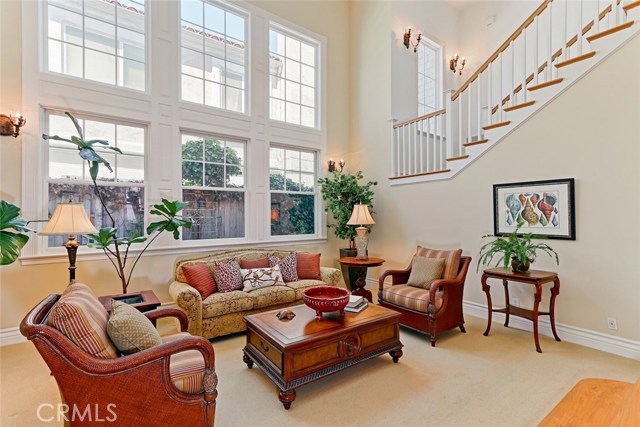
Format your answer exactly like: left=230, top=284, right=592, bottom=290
left=182, top=264, right=217, bottom=298
left=48, top=282, right=118, bottom=359
left=415, top=246, right=462, bottom=280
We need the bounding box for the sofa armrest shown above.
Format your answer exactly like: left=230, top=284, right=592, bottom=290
left=320, top=267, right=345, bottom=288
left=169, top=281, right=203, bottom=336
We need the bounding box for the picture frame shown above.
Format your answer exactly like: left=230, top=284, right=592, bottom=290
left=493, top=178, right=575, bottom=240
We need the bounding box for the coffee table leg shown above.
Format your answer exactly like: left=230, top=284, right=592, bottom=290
left=243, top=352, right=254, bottom=369
left=389, top=349, right=403, bottom=363
left=279, top=389, right=296, bottom=410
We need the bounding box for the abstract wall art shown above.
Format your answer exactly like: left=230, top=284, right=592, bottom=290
left=493, top=178, right=576, bottom=240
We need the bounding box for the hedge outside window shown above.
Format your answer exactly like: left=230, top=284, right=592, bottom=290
left=181, top=133, right=245, bottom=240
left=269, top=147, right=316, bottom=236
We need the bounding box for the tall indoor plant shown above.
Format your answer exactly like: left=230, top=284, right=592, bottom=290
left=318, top=170, right=377, bottom=288
left=477, top=222, right=559, bottom=273
left=0, top=200, right=35, bottom=265
left=42, top=112, right=192, bottom=294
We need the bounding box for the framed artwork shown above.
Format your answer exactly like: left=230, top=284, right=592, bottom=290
left=493, top=178, right=575, bottom=240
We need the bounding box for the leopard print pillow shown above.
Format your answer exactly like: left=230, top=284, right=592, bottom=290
left=268, top=253, right=299, bottom=282
left=214, top=260, right=243, bottom=293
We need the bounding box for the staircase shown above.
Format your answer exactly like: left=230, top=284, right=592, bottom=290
left=390, top=0, right=640, bottom=185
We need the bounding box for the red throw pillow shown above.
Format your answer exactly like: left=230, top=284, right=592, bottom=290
left=240, top=257, right=269, bottom=269
left=297, top=253, right=321, bottom=280
left=182, top=264, right=217, bottom=298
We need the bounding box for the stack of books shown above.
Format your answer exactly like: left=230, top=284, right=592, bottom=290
left=345, top=295, right=368, bottom=313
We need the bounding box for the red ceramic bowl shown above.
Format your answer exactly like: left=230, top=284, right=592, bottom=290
left=302, top=286, right=350, bottom=320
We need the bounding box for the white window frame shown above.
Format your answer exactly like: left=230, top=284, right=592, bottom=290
left=417, top=37, right=443, bottom=115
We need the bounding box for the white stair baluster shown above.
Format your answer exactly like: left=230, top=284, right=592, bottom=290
left=535, top=15, right=539, bottom=84
left=467, top=82, right=472, bottom=147
left=488, top=62, right=492, bottom=125
left=523, top=26, right=527, bottom=102
left=413, top=122, right=417, bottom=174
left=564, top=0, right=568, bottom=61
left=499, top=52, right=504, bottom=121
left=548, top=1, right=554, bottom=81
left=445, top=90, right=454, bottom=159
left=579, top=0, right=584, bottom=55
left=458, top=93, right=463, bottom=145
left=477, top=71, right=482, bottom=139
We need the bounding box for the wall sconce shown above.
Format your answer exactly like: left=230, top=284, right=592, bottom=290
left=403, top=27, right=422, bottom=53
left=449, top=54, right=466, bottom=75
left=328, top=159, right=345, bottom=173
left=0, top=113, right=26, bottom=138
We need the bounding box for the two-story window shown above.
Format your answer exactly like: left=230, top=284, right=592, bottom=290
left=417, top=38, right=443, bottom=115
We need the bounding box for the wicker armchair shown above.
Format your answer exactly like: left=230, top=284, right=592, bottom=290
left=20, top=294, right=218, bottom=427
left=378, top=255, right=472, bottom=347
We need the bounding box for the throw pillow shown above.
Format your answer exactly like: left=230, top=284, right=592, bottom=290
left=106, top=300, right=162, bottom=355
left=268, top=252, right=299, bottom=282
left=296, top=253, right=321, bottom=280
left=415, top=246, right=462, bottom=280
left=214, top=260, right=243, bottom=293
left=241, top=265, right=284, bottom=292
left=239, top=257, right=269, bottom=269
left=181, top=264, right=217, bottom=298
left=407, top=256, right=445, bottom=289
left=48, top=282, right=118, bottom=359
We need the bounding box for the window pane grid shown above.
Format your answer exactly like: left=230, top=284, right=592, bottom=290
left=418, top=41, right=441, bottom=116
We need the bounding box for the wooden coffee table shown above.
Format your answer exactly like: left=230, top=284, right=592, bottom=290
left=242, top=303, right=403, bottom=409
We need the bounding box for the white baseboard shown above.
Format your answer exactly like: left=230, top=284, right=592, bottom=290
left=0, top=327, right=27, bottom=346
left=367, top=278, right=640, bottom=360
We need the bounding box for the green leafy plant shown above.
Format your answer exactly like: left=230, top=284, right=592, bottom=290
left=43, top=112, right=192, bottom=293
left=317, top=171, right=377, bottom=248
left=0, top=200, right=35, bottom=265
left=477, top=222, right=559, bottom=273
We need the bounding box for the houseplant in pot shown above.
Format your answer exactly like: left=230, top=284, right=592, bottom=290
left=318, top=170, right=377, bottom=289
left=0, top=200, right=35, bottom=265
left=477, top=222, right=559, bottom=274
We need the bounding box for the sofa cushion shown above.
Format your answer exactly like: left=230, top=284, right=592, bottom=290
left=248, top=285, right=296, bottom=309
left=268, top=253, right=299, bottom=282
left=162, top=333, right=206, bottom=395
left=296, top=253, right=321, bottom=280
left=182, top=264, right=217, bottom=298
left=48, top=282, right=118, bottom=359
left=239, top=257, right=269, bottom=269
left=202, top=291, right=254, bottom=318
left=415, top=246, right=462, bottom=280
left=285, top=279, right=326, bottom=300
left=407, top=257, right=445, bottom=289
left=214, top=260, right=243, bottom=293
left=381, top=285, right=443, bottom=313
left=107, top=300, right=162, bottom=355
left=241, top=265, right=284, bottom=292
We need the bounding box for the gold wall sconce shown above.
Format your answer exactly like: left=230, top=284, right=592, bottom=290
left=403, top=27, right=422, bottom=53
left=0, top=113, right=26, bottom=138
left=450, top=54, right=466, bottom=75
left=328, top=159, right=345, bottom=173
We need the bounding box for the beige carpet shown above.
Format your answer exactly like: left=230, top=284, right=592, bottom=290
left=2, top=315, right=639, bottom=427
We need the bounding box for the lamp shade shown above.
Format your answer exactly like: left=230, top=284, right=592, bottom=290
left=40, top=203, right=97, bottom=235
left=346, top=204, right=375, bottom=226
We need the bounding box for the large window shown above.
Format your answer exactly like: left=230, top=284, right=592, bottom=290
left=181, top=0, right=247, bottom=113
left=417, top=38, right=442, bottom=116
left=181, top=133, right=246, bottom=240
left=46, top=0, right=146, bottom=90
left=46, top=111, right=146, bottom=247
left=269, top=147, right=316, bottom=236
left=269, top=26, right=318, bottom=128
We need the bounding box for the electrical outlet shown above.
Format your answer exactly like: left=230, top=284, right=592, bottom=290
left=510, top=298, right=520, bottom=307
left=607, top=317, right=618, bottom=330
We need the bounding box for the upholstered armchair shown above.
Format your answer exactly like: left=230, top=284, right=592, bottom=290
left=378, top=251, right=472, bottom=347
left=20, top=294, right=218, bottom=427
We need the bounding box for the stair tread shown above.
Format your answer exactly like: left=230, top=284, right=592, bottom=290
left=482, top=121, right=511, bottom=131
left=587, top=21, right=634, bottom=43
left=463, top=139, right=489, bottom=147
left=446, top=155, right=470, bottom=161
left=623, top=0, right=640, bottom=13
left=528, top=78, right=564, bottom=91
left=504, top=101, right=536, bottom=112
left=555, top=51, right=596, bottom=68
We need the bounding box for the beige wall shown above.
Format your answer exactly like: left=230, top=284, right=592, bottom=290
left=0, top=0, right=350, bottom=330
left=350, top=1, right=640, bottom=340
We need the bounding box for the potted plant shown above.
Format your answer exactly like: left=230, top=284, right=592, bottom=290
left=477, top=222, right=559, bottom=274
left=0, top=200, right=35, bottom=265
left=318, top=170, right=377, bottom=289
left=42, top=112, right=192, bottom=294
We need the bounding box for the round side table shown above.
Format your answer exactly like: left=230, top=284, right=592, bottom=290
left=337, top=257, right=385, bottom=302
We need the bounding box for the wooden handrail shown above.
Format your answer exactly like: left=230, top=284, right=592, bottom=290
left=393, top=109, right=446, bottom=128
left=451, top=0, right=552, bottom=101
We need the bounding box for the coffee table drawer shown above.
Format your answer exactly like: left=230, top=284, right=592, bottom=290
left=249, top=331, right=283, bottom=372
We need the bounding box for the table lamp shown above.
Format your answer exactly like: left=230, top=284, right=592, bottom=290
left=347, top=204, right=375, bottom=260
left=40, top=200, right=97, bottom=283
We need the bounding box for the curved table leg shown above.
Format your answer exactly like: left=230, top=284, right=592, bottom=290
left=533, top=283, right=542, bottom=353
left=389, top=348, right=403, bottom=363
left=550, top=277, right=561, bottom=342
left=351, top=266, right=373, bottom=303
left=482, top=274, right=493, bottom=336
left=279, top=389, right=296, bottom=410
left=243, top=352, right=254, bottom=369
left=502, top=279, right=510, bottom=327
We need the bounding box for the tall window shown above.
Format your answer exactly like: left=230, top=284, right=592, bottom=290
left=46, top=111, right=146, bottom=247
left=181, top=133, right=246, bottom=240
left=46, top=0, right=146, bottom=90
left=180, top=0, right=247, bottom=113
left=417, top=38, right=442, bottom=116
left=269, top=26, right=318, bottom=128
left=269, top=147, right=316, bottom=236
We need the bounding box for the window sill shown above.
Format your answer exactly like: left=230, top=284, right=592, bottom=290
left=19, top=237, right=329, bottom=266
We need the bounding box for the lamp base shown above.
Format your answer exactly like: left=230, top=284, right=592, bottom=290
left=64, top=235, right=79, bottom=283
left=354, top=227, right=369, bottom=260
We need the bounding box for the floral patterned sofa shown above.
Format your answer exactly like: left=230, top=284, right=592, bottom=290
left=169, top=249, right=344, bottom=339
